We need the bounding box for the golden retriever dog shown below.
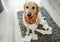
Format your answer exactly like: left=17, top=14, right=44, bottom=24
left=23, top=1, right=40, bottom=35
left=23, top=1, right=52, bottom=35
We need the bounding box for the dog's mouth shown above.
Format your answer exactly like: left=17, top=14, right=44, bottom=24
left=28, top=16, right=33, bottom=20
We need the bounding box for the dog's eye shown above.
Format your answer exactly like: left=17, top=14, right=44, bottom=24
left=32, top=7, right=35, bottom=9
left=26, top=6, right=28, bottom=9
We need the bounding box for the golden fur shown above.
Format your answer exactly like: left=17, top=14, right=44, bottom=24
left=24, top=1, right=40, bottom=24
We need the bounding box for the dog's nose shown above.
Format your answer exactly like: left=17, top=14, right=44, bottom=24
left=27, top=12, right=32, bottom=17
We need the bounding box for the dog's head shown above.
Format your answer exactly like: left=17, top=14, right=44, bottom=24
left=24, top=1, right=40, bottom=24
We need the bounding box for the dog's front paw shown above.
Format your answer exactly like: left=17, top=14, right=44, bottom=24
left=30, top=33, right=38, bottom=40
left=22, top=35, right=32, bottom=42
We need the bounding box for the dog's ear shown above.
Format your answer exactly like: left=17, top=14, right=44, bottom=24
left=38, top=6, right=40, bottom=12
left=24, top=3, right=26, bottom=9
left=36, top=4, right=40, bottom=12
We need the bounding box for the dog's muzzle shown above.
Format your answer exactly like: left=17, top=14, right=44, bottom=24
left=27, top=12, right=33, bottom=20
left=27, top=12, right=32, bottom=17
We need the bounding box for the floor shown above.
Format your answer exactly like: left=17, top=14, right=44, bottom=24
left=17, top=8, right=60, bottom=42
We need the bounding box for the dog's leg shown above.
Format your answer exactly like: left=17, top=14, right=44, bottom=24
left=26, top=28, right=30, bottom=35
left=30, top=29, right=38, bottom=40
left=31, top=29, right=35, bottom=34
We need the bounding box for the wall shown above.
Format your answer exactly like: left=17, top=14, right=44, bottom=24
left=0, top=0, right=3, bottom=13
left=42, top=0, right=60, bottom=27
